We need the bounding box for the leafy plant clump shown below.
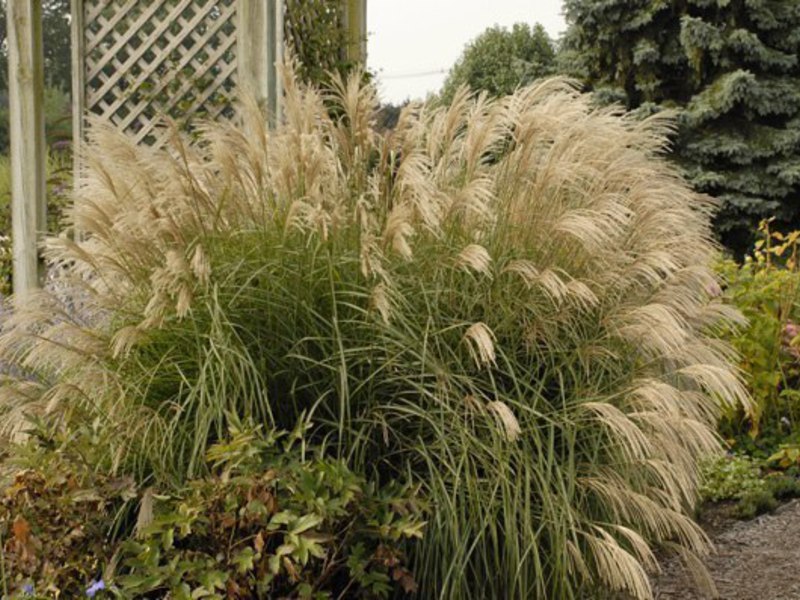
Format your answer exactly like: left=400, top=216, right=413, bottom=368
left=699, top=453, right=800, bottom=520
left=0, top=444, right=134, bottom=598
left=717, top=220, right=800, bottom=450
left=699, top=454, right=767, bottom=504
left=116, top=423, right=424, bottom=599
left=0, top=71, right=747, bottom=599
left=0, top=424, right=424, bottom=599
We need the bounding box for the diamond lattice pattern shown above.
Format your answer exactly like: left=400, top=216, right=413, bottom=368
left=82, top=0, right=238, bottom=146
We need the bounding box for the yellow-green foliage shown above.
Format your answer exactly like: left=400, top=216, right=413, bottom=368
left=699, top=454, right=766, bottom=502
left=718, top=220, right=800, bottom=441
left=0, top=72, right=747, bottom=599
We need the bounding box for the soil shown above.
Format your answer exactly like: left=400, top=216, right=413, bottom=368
left=650, top=499, right=800, bottom=600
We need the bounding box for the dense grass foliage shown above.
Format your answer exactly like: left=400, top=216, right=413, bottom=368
left=0, top=72, right=747, bottom=599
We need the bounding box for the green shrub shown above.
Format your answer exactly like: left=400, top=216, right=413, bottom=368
left=734, top=489, right=778, bottom=520
left=764, top=473, right=800, bottom=501
left=440, top=23, right=556, bottom=103
left=717, top=219, right=800, bottom=446
left=0, top=73, right=747, bottom=599
left=698, top=453, right=800, bottom=519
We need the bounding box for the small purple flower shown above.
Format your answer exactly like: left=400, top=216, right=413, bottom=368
left=21, top=583, right=34, bottom=595
left=86, top=579, right=105, bottom=598
left=51, top=140, right=72, bottom=152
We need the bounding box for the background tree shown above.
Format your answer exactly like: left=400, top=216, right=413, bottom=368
left=563, top=0, right=800, bottom=255
left=376, top=100, right=407, bottom=131
left=284, top=0, right=363, bottom=86
left=0, top=0, right=71, bottom=152
left=441, top=22, right=556, bottom=103
left=0, top=0, right=71, bottom=91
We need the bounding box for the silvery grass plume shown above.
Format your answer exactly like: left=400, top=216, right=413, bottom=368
left=0, top=68, right=748, bottom=599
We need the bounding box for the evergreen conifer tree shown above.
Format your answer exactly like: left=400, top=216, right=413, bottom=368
left=563, top=0, right=800, bottom=253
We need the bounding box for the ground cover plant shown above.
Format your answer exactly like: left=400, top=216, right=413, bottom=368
left=698, top=453, right=800, bottom=519
left=0, top=70, right=748, bottom=599
left=0, top=421, right=424, bottom=599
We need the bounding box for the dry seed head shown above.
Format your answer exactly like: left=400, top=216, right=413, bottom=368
left=502, top=259, right=539, bottom=287
left=463, top=322, right=497, bottom=368
left=110, top=326, right=145, bottom=359
left=455, top=244, right=493, bottom=277
left=135, top=487, right=155, bottom=538
left=370, top=283, right=393, bottom=325
left=486, top=400, right=521, bottom=441
left=383, top=204, right=415, bottom=260
left=190, top=245, right=211, bottom=285
left=581, top=402, right=653, bottom=462
left=583, top=528, right=652, bottom=599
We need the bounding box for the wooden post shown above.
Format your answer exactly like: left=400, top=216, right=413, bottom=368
left=238, top=0, right=269, bottom=108
left=238, top=0, right=283, bottom=127
left=343, top=0, right=367, bottom=64
left=70, top=0, right=85, bottom=184
left=267, top=0, right=284, bottom=124
left=7, top=0, right=46, bottom=299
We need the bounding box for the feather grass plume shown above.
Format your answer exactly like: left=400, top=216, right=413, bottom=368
left=0, top=70, right=747, bottom=598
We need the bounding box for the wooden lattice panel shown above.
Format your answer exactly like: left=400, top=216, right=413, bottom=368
left=80, top=0, right=238, bottom=146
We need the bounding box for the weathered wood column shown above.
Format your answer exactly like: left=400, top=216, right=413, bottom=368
left=238, top=0, right=284, bottom=126
left=343, top=0, right=367, bottom=63
left=70, top=0, right=85, bottom=187
left=267, top=0, right=284, bottom=123
left=7, top=0, right=46, bottom=298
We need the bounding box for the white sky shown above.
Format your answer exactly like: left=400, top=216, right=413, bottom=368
left=367, top=0, right=567, bottom=104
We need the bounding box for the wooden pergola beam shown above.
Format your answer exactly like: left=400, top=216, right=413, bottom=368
left=7, top=0, right=46, bottom=299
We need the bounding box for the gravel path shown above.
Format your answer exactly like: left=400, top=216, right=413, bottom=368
left=651, top=499, right=800, bottom=600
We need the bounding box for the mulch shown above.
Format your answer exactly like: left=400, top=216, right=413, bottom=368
left=651, top=499, right=800, bottom=600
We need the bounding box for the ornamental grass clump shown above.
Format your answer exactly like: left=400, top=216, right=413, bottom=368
left=0, top=71, right=747, bottom=599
